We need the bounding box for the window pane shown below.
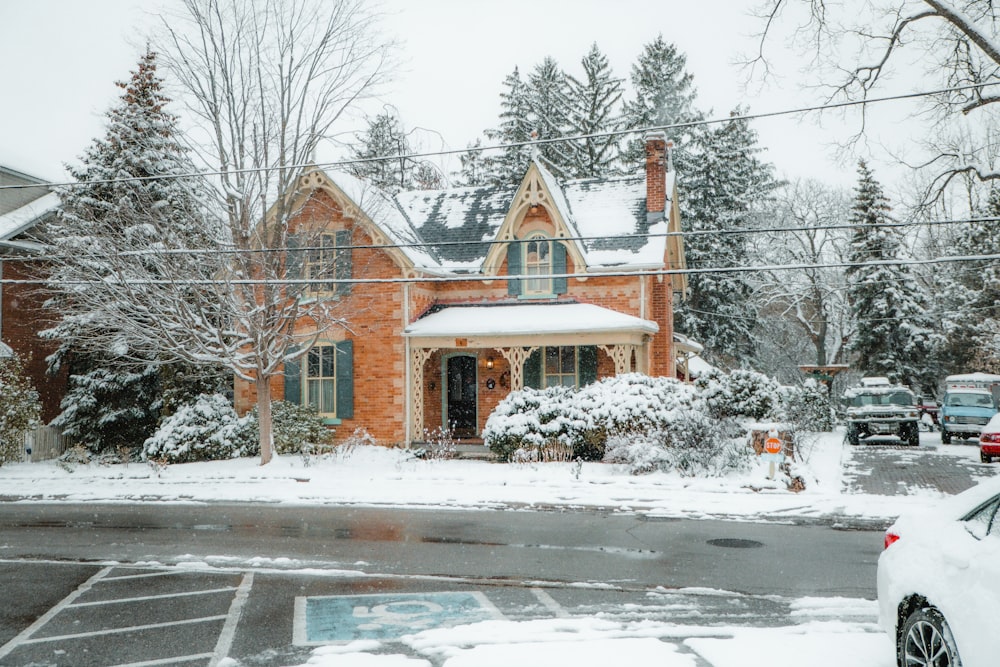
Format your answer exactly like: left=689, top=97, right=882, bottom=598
left=322, top=379, right=335, bottom=413
left=307, top=379, right=319, bottom=410
left=560, top=347, right=575, bottom=374
left=308, top=349, right=320, bottom=377
left=321, top=347, right=335, bottom=377
left=545, top=347, right=560, bottom=374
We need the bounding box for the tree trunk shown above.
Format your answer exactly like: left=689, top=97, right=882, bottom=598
left=257, top=376, right=274, bottom=465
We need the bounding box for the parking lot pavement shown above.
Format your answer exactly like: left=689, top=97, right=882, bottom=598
left=0, top=562, right=880, bottom=667
left=841, top=432, right=996, bottom=496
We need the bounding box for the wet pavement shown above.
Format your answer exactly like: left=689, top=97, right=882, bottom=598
left=841, top=431, right=997, bottom=496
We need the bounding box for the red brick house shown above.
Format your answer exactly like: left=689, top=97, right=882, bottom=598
left=234, top=134, right=690, bottom=446
left=0, top=166, right=66, bottom=422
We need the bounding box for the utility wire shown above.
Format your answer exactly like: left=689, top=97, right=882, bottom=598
left=1, top=81, right=997, bottom=192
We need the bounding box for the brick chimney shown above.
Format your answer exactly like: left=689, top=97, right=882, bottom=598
left=645, top=132, right=668, bottom=219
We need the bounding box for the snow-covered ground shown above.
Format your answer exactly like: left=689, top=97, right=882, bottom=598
left=1, top=430, right=982, bottom=667
left=0, top=430, right=966, bottom=523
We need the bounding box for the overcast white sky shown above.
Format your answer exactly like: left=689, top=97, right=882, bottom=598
left=0, top=1, right=917, bottom=191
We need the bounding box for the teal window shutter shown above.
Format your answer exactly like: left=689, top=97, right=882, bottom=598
left=335, top=340, right=354, bottom=418
left=287, top=234, right=303, bottom=281
left=335, top=229, right=352, bottom=296
left=553, top=241, right=567, bottom=294
left=523, top=348, right=541, bottom=389
left=507, top=242, right=522, bottom=296
left=579, top=345, right=598, bottom=386
left=284, top=348, right=302, bottom=405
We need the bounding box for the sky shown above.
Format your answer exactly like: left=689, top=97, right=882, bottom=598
left=0, top=1, right=916, bottom=190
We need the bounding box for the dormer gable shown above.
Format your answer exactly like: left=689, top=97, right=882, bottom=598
left=481, top=160, right=588, bottom=278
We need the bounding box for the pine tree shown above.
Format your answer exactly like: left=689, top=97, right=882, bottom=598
left=954, top=189, right=1000, bottom=371
left=484, top=67, right=534, bottom=184
left=525, top=57, right=573, bottom=177
left=845, top=161, right=940, bottom=391
left=43, top=49, right=223, bottom=452
left=565, top=44, right=625, bottom=178
left=348, top=111, right=415, bottom=193
left=621, top=35, right=703, bottom=173
left=454, top=139, right=493, bottom=187
left=675, top=111, right=778, bottom=365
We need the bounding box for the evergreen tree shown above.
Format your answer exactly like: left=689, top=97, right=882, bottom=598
left=954, top=189, right=1000, bottom=371
left=565, top=44, right=625, bottom=178
left=43, top=49, right=223, bottom=452
left=484, top=67, right=534, bottom=184
left=845, top=161, right=940, bottom=391
left=454, top=139, right=492, bottom=187
left=348, top=111, right=415, bottom=193
left=622, top=35, right=703, bottom=173
left=525, top=57, right=573, bottom=177
left=0, top=352, right=41, bottom=466
left=675, top=111, right=778, bottom=365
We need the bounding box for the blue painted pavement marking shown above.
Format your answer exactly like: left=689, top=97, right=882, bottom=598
left=294, top=591, right=503, bottom=645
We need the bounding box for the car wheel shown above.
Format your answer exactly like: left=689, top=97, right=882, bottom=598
left=981, top=451, right=991, bottom=464
left=899, top=607, right=962, bottom=667
left=941, top=430, right=952, bottom=445
left=847, top=425, right=860, bottom=446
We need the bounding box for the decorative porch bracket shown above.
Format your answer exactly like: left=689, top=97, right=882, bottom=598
left=499, top=346, right=538, bottom=391
left=410, top=347, right=433, bottom=437
left=599, top=344, right=637, bottom=375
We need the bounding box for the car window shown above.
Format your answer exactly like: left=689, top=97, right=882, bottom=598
left=962, top=496, right=1000, bottom=540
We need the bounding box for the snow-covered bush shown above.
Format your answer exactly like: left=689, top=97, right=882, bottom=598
left=483, top=386, right=586, bottom=462
left=142, top=394, right=253, bottom=463
left=783, top=379, right=832, bottom=432
left=695, top=368, right=784, bottom=421
left=603, top=431, right=671, bottom=475
left=0, top=353, right=41, bottom=466
left=243, top=400, right=332, bottom=456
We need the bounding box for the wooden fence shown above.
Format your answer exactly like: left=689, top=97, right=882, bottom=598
left=22, top=426, right=71, bottom=462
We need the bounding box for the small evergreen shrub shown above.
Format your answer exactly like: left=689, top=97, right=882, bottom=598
left=243, top=400, right=333, bottom=455
left=783, top=379, right=832, bottom=432
left=695, top=368, right=784, bottom=421
left=142, top=394, right=254, bottom=463
left=0, top=353, right=41, bottom=466
left=483, top=386, right=583, bottom=462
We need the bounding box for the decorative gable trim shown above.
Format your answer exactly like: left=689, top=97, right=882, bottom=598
left=283, top=168, right=416, bottom=274
left=481, top=162, right=588, bottom=278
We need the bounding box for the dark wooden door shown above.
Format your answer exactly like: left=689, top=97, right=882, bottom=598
left=446, top=356, right=477, bottom=437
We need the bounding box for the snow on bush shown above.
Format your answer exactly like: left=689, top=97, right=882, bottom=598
left=142, top=394, right=253, bottom=463
left=695, top=368, right=784, bottom=421
left=0, top=353, right=41, bottom=466
left=483, top=386, right=585, bottom=462
left=783, top=379, right=832, bottom=432
left=243, top=400, right=332, bottom=456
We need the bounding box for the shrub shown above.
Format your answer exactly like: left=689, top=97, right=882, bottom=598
left=695, top=368, right=784, bottom=421
left=783, top=379, right=832, bottom=432
left=142, top=394, right=254, bottom=463
left=483, top=386, right=584, bottom=462
left=244, top=400, right=332, bottom=456
left=0, top=353, right=41, bottom=466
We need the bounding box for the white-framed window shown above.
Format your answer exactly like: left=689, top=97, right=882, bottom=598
left=543, top=346, right=577, bottom=388
left=524, top=232, right=553, bottom=295
left=305, top=343, right=337, bottom=416
left=304, top=233, right=337, bottom=294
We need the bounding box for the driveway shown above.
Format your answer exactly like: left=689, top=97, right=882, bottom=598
left=841, top=430, right=996, bottom=496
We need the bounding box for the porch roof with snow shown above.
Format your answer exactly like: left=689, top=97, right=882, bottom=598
left=403, top=302, right=658, bottom=348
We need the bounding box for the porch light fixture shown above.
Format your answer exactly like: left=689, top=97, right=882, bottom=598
left=486, top=356, right=494, bottom=370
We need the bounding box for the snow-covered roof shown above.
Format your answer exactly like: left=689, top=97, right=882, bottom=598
left=0, top=192, right=58, bottom=241
left=404, top=302, right=659, bottom=338
left=325, top=161, right=674, bottom=276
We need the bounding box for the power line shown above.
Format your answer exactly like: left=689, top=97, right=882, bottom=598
left=3, top=213, right=997, bottom=265
left=8, top=250, right=1000, bottom=286
left=1, top=81, right=997, bottom=193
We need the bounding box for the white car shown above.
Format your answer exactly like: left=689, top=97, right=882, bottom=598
left=878, top=477, right=1000, bottom=666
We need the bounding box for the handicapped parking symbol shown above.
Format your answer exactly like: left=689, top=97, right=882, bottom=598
left=295, top=591, right=502, bottom=644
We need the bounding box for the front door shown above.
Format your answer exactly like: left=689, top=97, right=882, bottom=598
left=445, top=355, right=477, bottom=437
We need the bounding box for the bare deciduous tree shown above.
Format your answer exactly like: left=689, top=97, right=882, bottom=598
left=748, top=0, right=1000, bottom=200
left=147, top=0, right=392, bottom=463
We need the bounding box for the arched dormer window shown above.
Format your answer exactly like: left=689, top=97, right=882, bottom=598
left=524, top=233, right=553, bottom=295
left=506, top=233, right=567, bottom=298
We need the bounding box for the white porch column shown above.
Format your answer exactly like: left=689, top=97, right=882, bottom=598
left=410, top=347, right=433, bottom=438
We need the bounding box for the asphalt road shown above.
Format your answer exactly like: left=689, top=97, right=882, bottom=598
left=0, top=503, right=884, bottom=666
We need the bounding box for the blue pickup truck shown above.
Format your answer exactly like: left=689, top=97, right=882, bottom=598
left=940, top=373, right=1000, bottom=444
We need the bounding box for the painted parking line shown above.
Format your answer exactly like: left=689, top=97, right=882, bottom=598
left=531, top=587, right=570, bottom=618
left=294, top=591, right=505, bottom=645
